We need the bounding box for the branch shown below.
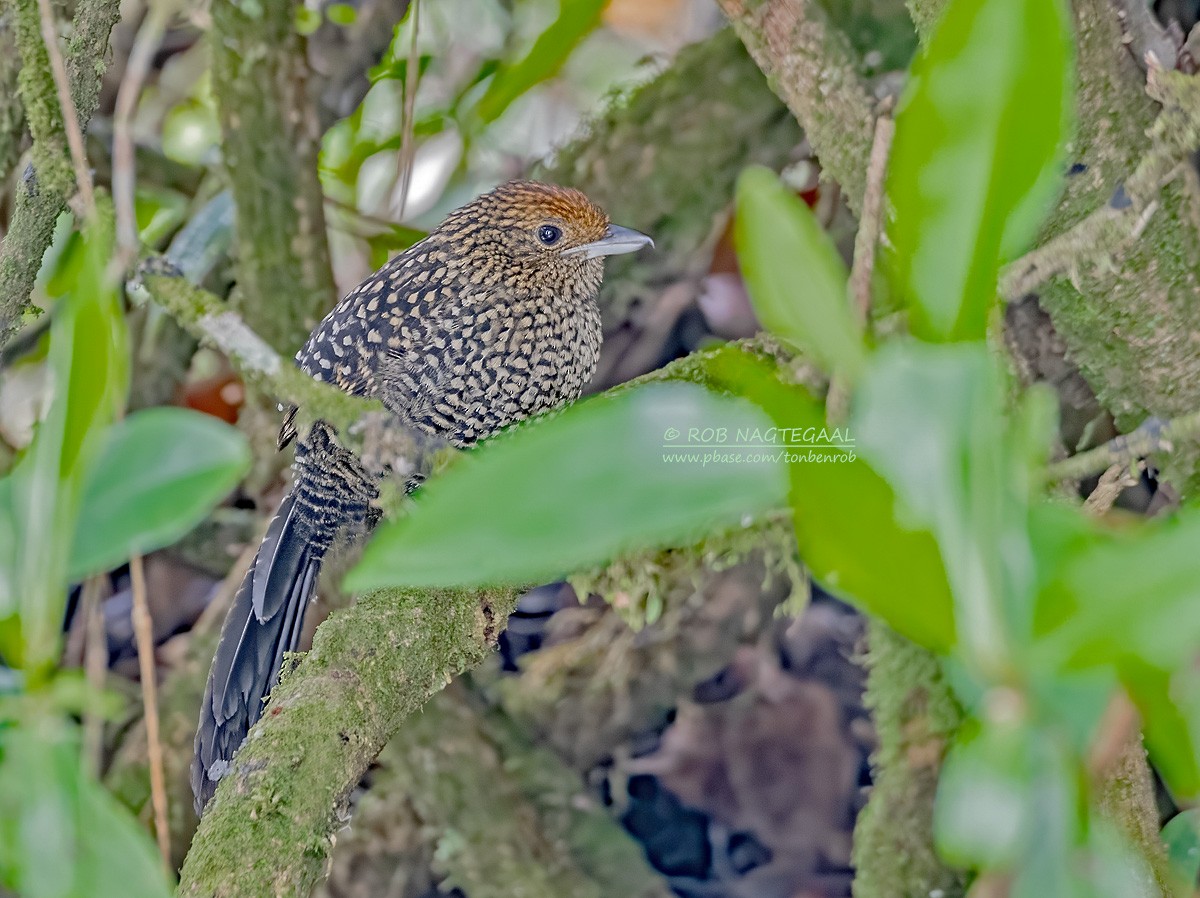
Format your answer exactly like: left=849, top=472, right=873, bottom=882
left=34, top=0, right=95, bottom=217
left=1001, top=66, right=1200, bottom=302
left=0, top=27, right=25, bottom=187
left=715, top=0, right=876, bottom=214
left=1044, top=411, right=1200, bottom=482
left=0, top=0, right=121, bottom=347
left=209, top=0, right=336, bottom=355
left=176, top=585, right=518, bottom=896
left=132, top=270, right=385, bottom=437
left=851, top=620, right=968, bottom=898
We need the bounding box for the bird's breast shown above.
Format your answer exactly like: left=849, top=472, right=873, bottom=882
left=388, top=291, right=602, bottom=445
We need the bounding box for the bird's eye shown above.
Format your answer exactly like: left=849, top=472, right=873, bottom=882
left=537, top=224, right=562, bottom=246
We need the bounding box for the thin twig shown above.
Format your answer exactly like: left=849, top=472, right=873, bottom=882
left=129, top=553, right=170, bottom=868
left=849, top=112, right=894, bottom=326
left=33, top=0, right=95, bottom=217
left=130, top=269, right=385, bottom=434
left=80, top=575, right=107, bottom=777
left=1046, top=409, right=1200, bottom=482
left=113, top=1, right=175, bottom=258
left=395, top=0, right=420, bottom=219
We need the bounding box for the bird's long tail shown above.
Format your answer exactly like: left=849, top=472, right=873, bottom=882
left=191, top=490, right=326, bottom=813
left=192, top=422, right=378, bottom=814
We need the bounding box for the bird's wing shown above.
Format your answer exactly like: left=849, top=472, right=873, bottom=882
left=278, top=244, right=443, bottom=448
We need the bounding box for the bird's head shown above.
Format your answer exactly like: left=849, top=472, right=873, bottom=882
left=433, top=180, right=653, bottom=297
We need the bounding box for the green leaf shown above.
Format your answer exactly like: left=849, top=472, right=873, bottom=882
left=1036, top=509, right=1200, bottom=672
left=327, top=2, right=356, bottom=26
left=936, top=720, right=1047, bottom=869
left=735, top=166, right=867, bottom=379
left=0, top=215, right=127, bottom=673
left=1122, top=659, right=1200, bottom=799
left=69, top=407, right=251, bottom=579
left=135, top=187, right=188, bottom=248
left=1162, top=809, right=1200, bottom=887
left=887, top=0, right=1074, bottom=340
left=935, top=718, right=1150, bottom=898
left=346, top=382, right=787, bottom=591
left=473, top=0, right=606, bottom=125
left=162, top=101, right=220, bottom=166
left=715, top=350, right=955, bottom=651
left=852, top=344, right=1048, bottom=670
left=0, top=720, right=172, bottom=898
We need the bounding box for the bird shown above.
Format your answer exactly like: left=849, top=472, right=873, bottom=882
left=192, top=180, right=653, bottom=813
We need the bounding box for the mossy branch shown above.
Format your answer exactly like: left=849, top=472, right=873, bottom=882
left=851, top=621, right=968, bottom=898
left=134, top=272, right=384, bottom=437
left=715, top=0, right=876, bottom=215
left=176, top=586, right=519, bottom=897
left=0, top=27, right=24, bottom=187
left=0, top=0, right=121, bottom=347
left=209, top=0, right=336, bottom=355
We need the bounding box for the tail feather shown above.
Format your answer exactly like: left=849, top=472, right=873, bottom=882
left=192, top=492, right=325, bottom=814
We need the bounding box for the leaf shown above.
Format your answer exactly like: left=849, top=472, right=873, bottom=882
left=713, top=350, right=955, bottom=650
left=937, top=716, right=1152, bottom=897
left=135, top=187, right=188, bottom=247
left=936, top=720, right=1047, bottom=869
left=0, top=721, right=172, bottom=898
left=69, top=407, right=251, bottom=579
left=1122, top=659, right=1200, bottom=800
left=734, top=166, right=866, bottom=379
left=346, top=382, right=787, bottom=591
left=0, top=215, right=127, bottom=672
left=473, top=0, right=607, bottom=124
left=887, top=0, right=1074, bottom=340
left=1036, top=509, right=1200, bottom=672
left=852, top=344, right=1049, bottom=669
left=1162, top=809, right=1200, bottom=887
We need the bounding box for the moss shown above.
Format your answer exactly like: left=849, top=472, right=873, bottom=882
left=718, top=0, right=875, bottom=213
left=852, top=621, right=968, bottom=898
left=178, top=586, right=518, bottom=896
left=11, top=0, right=74, bottom=197
left=0, top=27, right=25, bottom=188
left=209, top=0, right=336, bottom=355
left=0, top=0, right=121, bottom=349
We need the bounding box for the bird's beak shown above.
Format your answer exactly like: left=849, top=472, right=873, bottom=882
left=562, top=224, right=654, bottom=260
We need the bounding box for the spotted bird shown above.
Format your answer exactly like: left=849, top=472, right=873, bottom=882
left=192, top=181, right=652, bottom=812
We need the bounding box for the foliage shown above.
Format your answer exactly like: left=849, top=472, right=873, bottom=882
left=3, top=0, right=1197, bottom=891
left=347, top=382, right=787, bottom=591
left=0, top=211, right=248, bottom=896
left=347, top=0, right=1199, bottom=889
